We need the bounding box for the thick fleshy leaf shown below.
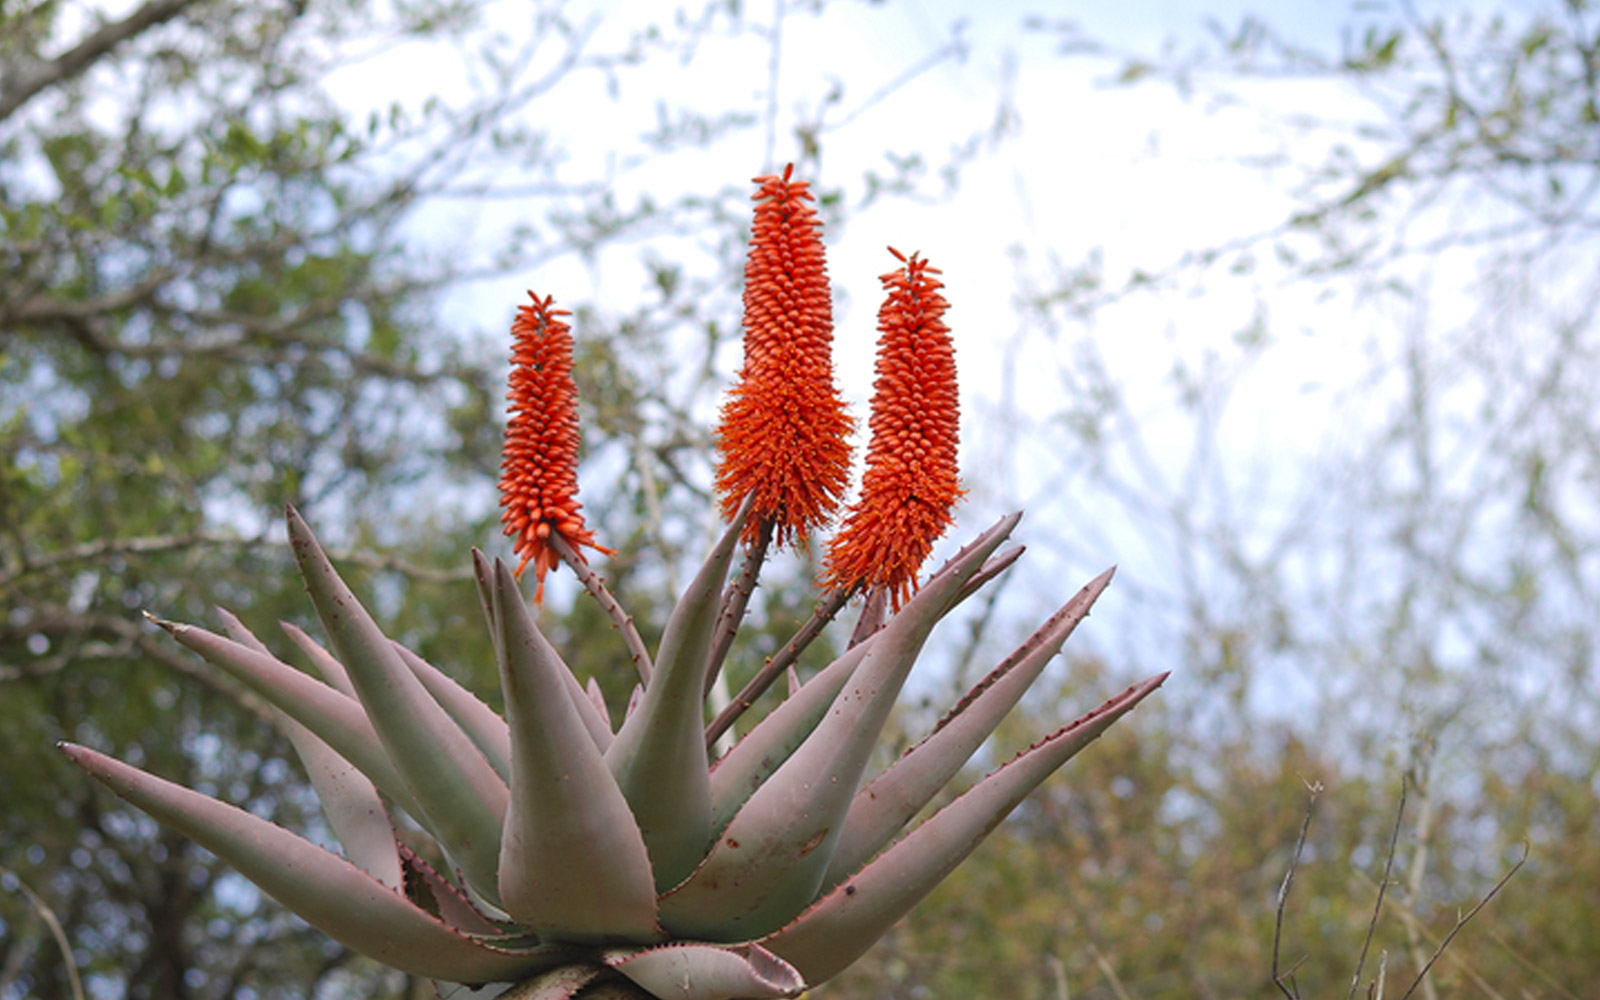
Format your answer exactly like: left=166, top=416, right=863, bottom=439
left=398, top=844, right=503, bottom=935
left=657, top=514, right=1020, bottom=940
left=823, top=567, right=1115, bottom=886
left=761, top=673, right=1168, bottom=984
left=492, top=560, right=659, bottom=942
left=392, top=642, right=513, bottom=781
left=605, top=509, right=746, bottom=890
left=605, top=944, right=804, bottom=1000
left=281, top=621, right=357, bottom=696
left=287, top=506, right=509, bottom=905
left=215, top=608, right=403, bottom=891
left=705, top=636, right=873, bottom=837
left=153, top=615, right=423, bottom=819
left=61, top=743, right=566, bottom=984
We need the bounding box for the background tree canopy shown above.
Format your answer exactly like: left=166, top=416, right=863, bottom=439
left=3, top=1, right=1597, bottom=998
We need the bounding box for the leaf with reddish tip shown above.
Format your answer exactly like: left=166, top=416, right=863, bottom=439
left=706, top=637, right=873, bottom=838
left=287, top=506, right=509, bottom=906
left=154, top=614, right=422, bottom=819
left=392, top=642, right=513, bottom=781
left=605, top=943, right=804, bottom=1000
left=60, top=743, right=567, bottom=984
left=213, top=608, right=403, bottom=891
left=761, top=673, right=1168, bottom=984
left=491, top=560, right=659, bottom=942
left=657, top=515, right=1019, bottom=940
left=605, top=508, right=747, bottom=890
left=586, top=677, right=611, bottom=729
left=823, top=567, right=1115, bottom=887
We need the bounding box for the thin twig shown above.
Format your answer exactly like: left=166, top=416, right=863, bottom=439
left=0, top=866, right=86, bottom=1000
left=1350, top=781, right=1409, bottom=1000
left=1273, top=779, right=1323, bottom=1000
left=1397, top=844, right=1528, bottom=1000
left=1087, top=943, right=1133, bottom=1000
left=550, top=534, right=652, bottom=685
left=704, top=585, right=852, bottom=747
left=704, top=520, right=772, bottom=699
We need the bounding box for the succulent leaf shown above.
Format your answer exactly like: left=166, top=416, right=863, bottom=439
left=280, top=620, right=358, bottom=696
left=761, top=672, right=1168, bottom=983
left=398, top=843, right=505, bottom=935
left=59, top=743, right=565, bottom=984
left=605, top=507, right=747, bottom=890
left=657, top=514, right=1017, bottom=940
left=212, top=608, right=405, bottom=891
left=152, top=614, right=425, bottom=819
left=394, top=642, right=514, bottom=781
left=705, top=635, right=872, bottom=836
left=605, top=943, right=804, bottom=1000
left=287, top=506, right=510, bottom=906
left=823, top=566, right=1116, bottom=886
left=492, top=560, right=661, bottom=942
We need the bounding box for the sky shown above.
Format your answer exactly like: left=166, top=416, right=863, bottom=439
left=312, top=0, right=1526, bottom=719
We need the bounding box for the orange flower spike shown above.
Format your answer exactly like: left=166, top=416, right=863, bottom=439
left=714, top=163, right=854, bottom=547
left=499, top=292, right=614, bottom=602
left=825, top=248, right=964, bottom=609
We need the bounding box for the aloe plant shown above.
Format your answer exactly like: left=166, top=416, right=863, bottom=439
left=63, top=166, right=1165, bottom=1000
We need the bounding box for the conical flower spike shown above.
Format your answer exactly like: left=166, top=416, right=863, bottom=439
left=715, top=164, right=854, bottom=547
left=826, top=249, right=963, bottom=609
left=500, top=292, right=613, bottom=601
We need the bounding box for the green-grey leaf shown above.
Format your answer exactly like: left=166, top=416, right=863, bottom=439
left=761, top=673, right=1167, bottom=984
left=823, top=567, right=1115, bottom=886
left=605, top=943, right=804, bottom=1000
left=657, top=514, right=1019, bottom=940
left=605, top=507, right=747, bottom=890
left=393, top=642, right=513, bottom=781
left=706, top=636, right=873, bottom=838
left=61, top=743, right=566, bottom=985
left=154, top=614, right=422, bottom=820
left=215, top=608, right=402, bottom=891
left=492, top=560, right=660, bottom=943
left=287, top=506, right=508, bottom=906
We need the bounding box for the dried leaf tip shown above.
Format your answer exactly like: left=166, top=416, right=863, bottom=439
left=714, top=163, right=854, bottom=548
left=499, top=292, right=613, bottom=602
left=825, top=248, right=963, bottom=610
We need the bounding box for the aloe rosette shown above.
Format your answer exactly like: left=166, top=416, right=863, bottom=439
left=62, top=166, right=1166, bottom=1000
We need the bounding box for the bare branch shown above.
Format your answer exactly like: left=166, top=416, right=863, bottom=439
left=1272, top=780, right=1322, bottom=1000
left=1397, top=844, right=1527, bottom=1000
left=0, top=0, right=201, bottom=123
left=1349, top=781, right=1408, bottom=1000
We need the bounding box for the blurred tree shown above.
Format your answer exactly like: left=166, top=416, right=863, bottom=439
left=0, top=1, right=993, bottom=997
left=941, top=1, right=1600, bottom=996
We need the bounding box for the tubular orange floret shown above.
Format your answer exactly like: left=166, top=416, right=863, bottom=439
left=499, top=292, right=614, bottom=602
left=714, top=163, right=854, bottom=548
left=824, top=249, right=964, bottom=609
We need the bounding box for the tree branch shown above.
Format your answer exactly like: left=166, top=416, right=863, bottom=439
left=0, top=0, right=201, bottom=123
